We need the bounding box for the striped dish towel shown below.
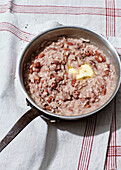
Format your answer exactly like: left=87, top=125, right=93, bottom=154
left=0, top=1, right=121, bottom=170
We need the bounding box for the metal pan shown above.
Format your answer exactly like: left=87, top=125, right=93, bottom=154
left=20, top=26, right=121, bottom=120
left=0, top=26, right=121, bottom=152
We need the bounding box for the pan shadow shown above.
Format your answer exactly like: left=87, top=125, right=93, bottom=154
left=39, top=123, right=57, bottom=170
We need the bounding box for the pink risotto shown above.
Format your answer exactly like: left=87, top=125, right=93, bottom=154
left=24, top=37, right=116, bottom=116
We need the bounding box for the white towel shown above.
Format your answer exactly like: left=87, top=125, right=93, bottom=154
left=0, top=1, right=121, bottom=170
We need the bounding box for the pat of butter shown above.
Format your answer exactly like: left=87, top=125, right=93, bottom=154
left=68, top=64, right=94, bottom=80
left=76, top=64, right=94, bottom=79
left=68, top=68, right=78, bottom=74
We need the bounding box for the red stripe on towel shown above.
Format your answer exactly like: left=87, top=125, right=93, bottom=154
left=105, top=0, right=108, bottom=37
left=0, top=22, right=35, bottom=42
left=77, top=115, right=97, bottom=170
left=105, top=97, right=117, bottom=170
left=113, top=0, right=116, bottom=36
left=0, top=1, right=121, bottom=20
left=0, top=1, right=109, bottom=16
left=105, top=0, right=116, bottom=37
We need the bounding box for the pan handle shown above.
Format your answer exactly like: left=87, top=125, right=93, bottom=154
left=0, top=108, right=41, bottom=152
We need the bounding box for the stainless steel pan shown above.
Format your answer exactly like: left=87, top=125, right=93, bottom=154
left=0, top=26, right=121, bottom=152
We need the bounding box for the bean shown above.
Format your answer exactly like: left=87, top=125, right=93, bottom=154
left=101, top=85, right=104, bottom=89
left=72, top=79, right=76, bottom=87
left=41, top=80, right=44, bottom=83
left=69, top=109, right=73, bottom=111
left=46, top=106, right=51, bottom=111
left=89, top=50, right=94, bottom=56
left=50, top=74, right=54, bottom=79
left=30, top=68, right=33, bottom=74
left=95, top=55, right=102, bottom=63
left=49, top=47, right=57, bottom=50
left=45, top=89, right=48, bottom=93
left=60, top=43, right=64, bottom=48
left=66, top=42, right=74, bottom=45
left=48, top=96, right=52, bottom=103
left=105, top=70, right=109, bottom=76
left=39, top=53, right=45, bottom=58
left=63, top=48, right=70, bottom=51
left=102, top=88, right=106, bottom=95
left=56, top=76, right=62, bottom=82
left=34, top=62, right=40, bottom=68
left=65, top=72, right=69, bottom=79
left=95, top=50, right=100, bottom=55
left=53, top=60, right=60, bottom=65
left=100, top=55, right=106, bottom=62
left=84, top=104, right=91, bottom=108
left=52, top=83, right=57, bottom=88
left=85, top=52, right=90, bottom=56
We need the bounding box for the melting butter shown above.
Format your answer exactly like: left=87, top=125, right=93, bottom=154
left=68, top=64, right=94, bottom=80
left=68, top=68, right=78, bottom=74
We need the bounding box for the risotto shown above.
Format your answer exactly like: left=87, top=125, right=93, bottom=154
left=24, top=37, right=116, bottom=116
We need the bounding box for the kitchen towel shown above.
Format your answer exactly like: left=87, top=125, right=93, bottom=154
left=0, top=1, right=121, bottom=170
